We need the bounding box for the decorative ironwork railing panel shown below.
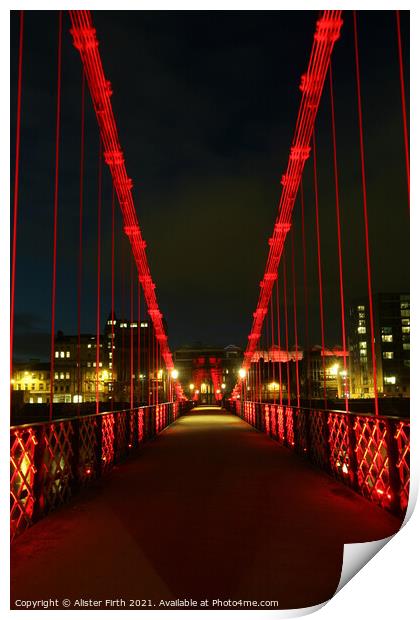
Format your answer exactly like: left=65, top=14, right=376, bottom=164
left=10, top=401, right=193, bottom=541
left=227, top=399, right=409, bottom=517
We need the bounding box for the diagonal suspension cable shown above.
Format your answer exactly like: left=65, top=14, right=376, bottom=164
left=234, top=10, right=343, bottom=395
left=68, top=10, right=184, bottom=400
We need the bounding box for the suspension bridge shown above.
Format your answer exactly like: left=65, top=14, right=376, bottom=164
left=10, top=10, right=409, bottom=610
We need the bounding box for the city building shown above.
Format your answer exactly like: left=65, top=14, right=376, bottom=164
left=348, top=293, right=410, bottom=398
left=11, top=361, right=51, bottom=404
left=11, top=314, right=160, bottom=406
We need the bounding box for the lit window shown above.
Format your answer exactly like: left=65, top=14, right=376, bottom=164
left=87, top=362, right=91, bottom=367
left=384, top=376, right=396, bottom=385
left=359, top=342, right=367, bottom=349
left=109, top=352, right=112, bottom=358
left=109, top=363, right=112, bottom=369
left=60, top=351, right=65, bottom=358
left=401, top=310, right=410, bottom=317
left=402, top=319, right=410, bottom=326
left=66, top=351, right=70, bottom=358
left=130, top=322, right=137, bottom=328
left=65, top=372, right=70, bottom=380
left=93, top=362, right=96, bottom=367
left=383, top=352, right=394, bottom=359
left=360, top=350, right=367, bottom=357
left=402, top=326, right=410, bottom=334
left=357, top=327, right=366, bottom=334
left=29, top=397, right=34, bottom=404
left=357, top=305, right=365, bottom=311
left=400, top=303, right=409, bottom=310
left=54, top=372, right=59, bottom=380
left=403, top=343, right=410, bottom=350
left=37, top=397, right=42, bottom=404
left=99, top=362, right=103, bottom=367
left=60, top=372, right=65, bottom=380
left=381, top=327, right=392, bottom=335
left=88, top=344, right=92, bottom=349
left=55, top=351, right=59, bottom=358
left=382, top=335, right=393, bottom=343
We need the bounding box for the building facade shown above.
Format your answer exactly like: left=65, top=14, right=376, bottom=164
left=348, top=293, right=410, bottom=398
left=11, top=314, right=160, bottom=406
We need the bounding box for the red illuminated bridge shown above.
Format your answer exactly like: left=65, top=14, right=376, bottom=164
left=10, top=10, right=409, bottom=611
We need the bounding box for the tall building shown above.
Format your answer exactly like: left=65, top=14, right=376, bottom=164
left=348, top=293, right=410, bottom=398
left=11, top=314, right=159, bottom=406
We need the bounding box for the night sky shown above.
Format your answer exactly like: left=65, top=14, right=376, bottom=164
left=10, top=10, right=409, bottom=362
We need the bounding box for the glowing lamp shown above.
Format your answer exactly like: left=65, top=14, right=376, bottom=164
left=171, top=369, right=179, bottom=380
left=195, top=389, right=199, bottom=394
left=221, top=383, right=226, bottom=389
left=239, top=369, right=246, bottom=379
left=329, top=364, right=339, bottom=376
left=189, top=383, right=195, bottom=390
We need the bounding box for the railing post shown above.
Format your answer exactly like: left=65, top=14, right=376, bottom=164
left=304, top=408, right=312, bottom=457
left=94, top=414, right=103, bottom=478
left=347, top=413, right=359, bottom=492
left=32, top=426, right=47, bottom=522
left=322, top=410, right=332, bottom=473
left=70, top=417, right=80, bottom=492
left=385, top=418, right=402, bottom=515
left=292, top=407, right=299, bottom=451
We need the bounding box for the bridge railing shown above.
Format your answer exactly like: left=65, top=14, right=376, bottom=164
left=10, top=400, right=193, bottom=541
left=226, top=399, right=409, bottom=517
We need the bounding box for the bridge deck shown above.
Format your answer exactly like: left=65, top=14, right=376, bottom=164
left=11, top=408, right=401, bottom=610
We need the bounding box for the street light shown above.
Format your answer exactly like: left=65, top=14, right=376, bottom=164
left=189, top=383, right=195, bottom=391
left=239, top=368, right=246, bottom=379
left=221, top=383, right=226, bottom=389
left=171, top=369, right=179, bottom=380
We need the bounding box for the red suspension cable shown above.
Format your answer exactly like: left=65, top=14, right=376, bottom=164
left=111, top=187, right=115, bottom=410
left=49, top=11, right=63, bottom=421
left=313, top=131, right=327, bottom=407
left=353, top=11, right=379, bottom=416
left=291, top=228, right=300, bottom=407
left=95, top=138, right=102, bottom=415
left=137, top=278, right=141, bottom=404
left=69, top=12, right=183, bottom=399
left=396, top=10, right=410, bottom=208
left=130, top=259, right=134, bottom=409
left=77, top=68, right=85, bottom=412
left=275, top=277, right=283, bottom=406
left=11, top=10, right=24, bottom=382
left=270, top=295, right=275, bottom=403
left=300, top=181, right=311, bottom=404
left=329, top=63, right=348, bottom=410
left=282, top=252, right=291, bottom=406
left=236, top=11, right=343, bottom=386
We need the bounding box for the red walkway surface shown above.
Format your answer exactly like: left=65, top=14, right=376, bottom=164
left=11, top=408, right=402, bottom=610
